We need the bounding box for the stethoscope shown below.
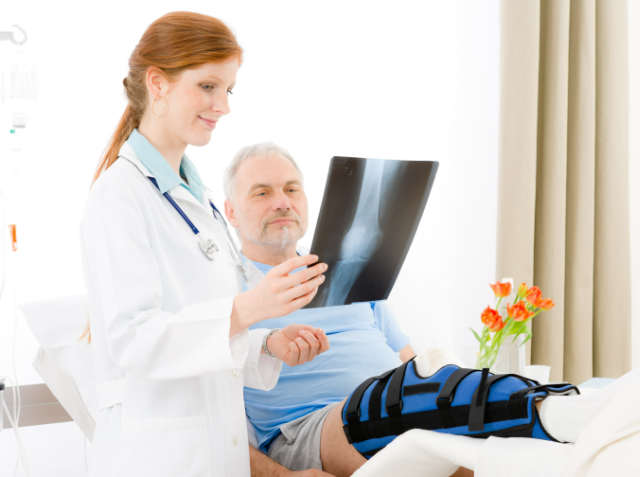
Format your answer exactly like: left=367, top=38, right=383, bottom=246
left=148, top=177, right=248, bottom=282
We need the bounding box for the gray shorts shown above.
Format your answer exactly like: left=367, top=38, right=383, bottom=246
left=267, top=402, right=340, bottom=471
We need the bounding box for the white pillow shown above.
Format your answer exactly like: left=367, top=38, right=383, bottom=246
left=19, top=294, right=98, bottom=420
left=32, top=346, right=96, bottom=441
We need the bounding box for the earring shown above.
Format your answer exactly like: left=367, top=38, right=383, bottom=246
left=151, top=97, right=166, bottom=117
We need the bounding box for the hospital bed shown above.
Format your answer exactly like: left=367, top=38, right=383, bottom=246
left=15, top=295, right=640, bottom=477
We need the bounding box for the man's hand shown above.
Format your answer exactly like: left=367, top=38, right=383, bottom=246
left=265, top=324, right=330, bottom=366
left=232, top=255, right=328, bottom=337
left=399, top=344, right=416, bottom=363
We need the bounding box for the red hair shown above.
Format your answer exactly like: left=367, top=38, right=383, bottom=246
left=81, top=12, right=242, bottom=343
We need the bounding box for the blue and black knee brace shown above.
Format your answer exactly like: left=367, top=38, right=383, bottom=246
left=342, top=359, right=579, bottom=459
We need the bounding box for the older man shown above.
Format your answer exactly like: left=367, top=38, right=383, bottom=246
left=219, top=141, right=616, bottom=477
left=224, top=143, right=476, bottom=477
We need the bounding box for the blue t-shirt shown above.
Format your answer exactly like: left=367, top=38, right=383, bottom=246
left=243, top=259, right=410, bottom=452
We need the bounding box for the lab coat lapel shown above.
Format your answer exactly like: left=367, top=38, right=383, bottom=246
left=118, top=143, right=152, bottom=177
left=119, top=142, right=207, bottom=212
left=166, top=184, right=206, bottom=210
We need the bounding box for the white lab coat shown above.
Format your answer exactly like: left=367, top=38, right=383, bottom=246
left=80, top=142, right=282, bottom=477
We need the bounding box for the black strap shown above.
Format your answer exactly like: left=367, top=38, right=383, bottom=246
left=507, top=382, right=580, bottom=420
left=370, top=373, right=394, bottom=421
left=384, top=359, right=415, bottom=436
left=507, top=383, right=546, bottom=419
left=436, top=367, right=479, bottom=428
left=345, top=368, right=395, bottom=425
left=343, top=424, right=354, bottom=445
left=469, top=373, right=530, bottom=431
left=507, top=391, right=528, bottom=420
left=346, top=398, right=530, bottom=444
left=385, top=358, right=415, bottom=417
left=475, top=368, right=490, bottom=406
left=367, top=372, right=396, bottom=439
left=510, top=382, right=579, bottom=399
left=403, top=382, right=441, bottom=396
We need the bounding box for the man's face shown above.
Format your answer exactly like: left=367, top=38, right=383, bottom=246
left=226, top=154, right=308, bottom=247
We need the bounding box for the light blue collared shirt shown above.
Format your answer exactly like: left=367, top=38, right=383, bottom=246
left=126, top=128, right=207, bottom=203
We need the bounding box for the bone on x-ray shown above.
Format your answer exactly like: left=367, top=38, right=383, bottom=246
left=307, top=156, right=438, bottom=309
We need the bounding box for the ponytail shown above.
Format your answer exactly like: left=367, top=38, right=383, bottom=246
left=92, top=104, right=140, bottom=186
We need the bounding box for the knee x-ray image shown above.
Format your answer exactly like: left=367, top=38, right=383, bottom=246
left=307, top=157, right=438, bottom=308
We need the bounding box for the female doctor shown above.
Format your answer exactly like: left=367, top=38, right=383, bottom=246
left=79, top=11, right=329, bottom=477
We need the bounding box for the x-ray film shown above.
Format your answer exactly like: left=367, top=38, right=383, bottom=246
left=306, top=157, right=438, bottom=308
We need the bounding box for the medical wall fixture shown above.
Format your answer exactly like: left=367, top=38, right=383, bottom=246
left=0, top=23, right=35, bottom=477
left=0, top=25, right=28, bottom=46
left=1, top=24, right=38, bottom=177
left=471, top=280, right=556, bottom=374
left=0, top=377, right=4, bottom=430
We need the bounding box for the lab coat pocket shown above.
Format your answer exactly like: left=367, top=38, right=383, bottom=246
left=120, top=415, right=211, bottom=477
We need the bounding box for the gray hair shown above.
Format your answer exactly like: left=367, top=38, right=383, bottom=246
left=223, top=142, right=304, bottom=200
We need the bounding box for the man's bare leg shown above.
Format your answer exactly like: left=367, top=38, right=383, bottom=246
left=320, top=399, right=473, bottom=477
left=319, top=399, right=366, bottom=477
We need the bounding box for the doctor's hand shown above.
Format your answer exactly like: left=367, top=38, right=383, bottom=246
left=264, top=324, right=330, bottom=367
left=231, top=255, right=327, bottom=336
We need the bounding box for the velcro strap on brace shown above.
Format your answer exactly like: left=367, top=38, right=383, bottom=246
left=436, top=368, right=479, bottom=428
left=345, top=368, right=395, bottom=426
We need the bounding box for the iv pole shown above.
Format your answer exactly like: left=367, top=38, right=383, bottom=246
left=0, top=23, right=32, bottom=477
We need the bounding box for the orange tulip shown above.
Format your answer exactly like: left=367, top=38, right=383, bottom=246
left=490, top=281, right=512, bottom=298
left=507, top=301, right=533, bottom=322
left=517, top=283, right=529, bottom=298
left=525, top=286, right=542, bottom=307
left=481, top=306, right=505, bottom=332
left=537, top=298, right=555, bottom=311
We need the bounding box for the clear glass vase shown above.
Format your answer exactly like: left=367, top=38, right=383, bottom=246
left=490, top=334, right=526, bottom=375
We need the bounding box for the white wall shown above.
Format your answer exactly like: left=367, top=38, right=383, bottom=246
left=0, top=1, right=499, bottom=475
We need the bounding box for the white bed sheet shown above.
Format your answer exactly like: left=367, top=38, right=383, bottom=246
left=22, top=294, right=640, bottom=476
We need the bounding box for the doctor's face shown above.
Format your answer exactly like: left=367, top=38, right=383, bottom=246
left=161, top=59, right=239, bottom=147
left=226, top=154, right=308, bottom=247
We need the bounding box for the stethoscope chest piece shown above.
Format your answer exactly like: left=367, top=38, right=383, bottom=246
left=197, top=235, right=219, bottom=261
left=146, top=176, right=248, bottom=280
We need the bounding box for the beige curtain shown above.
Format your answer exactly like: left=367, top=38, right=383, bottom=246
left=496, top=0, right=631, bottom=383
